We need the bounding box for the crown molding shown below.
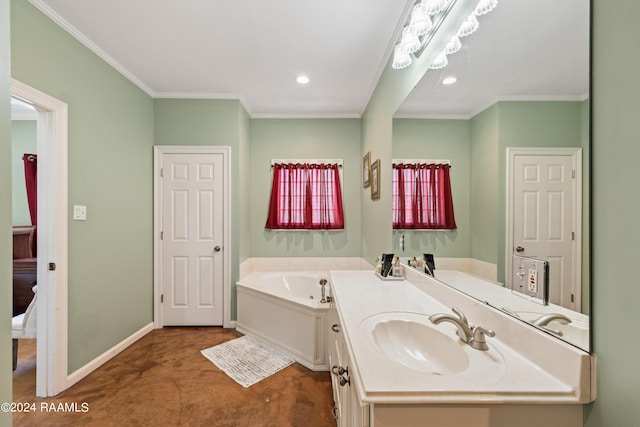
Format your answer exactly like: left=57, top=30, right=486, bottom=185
left=251, top=113, right=361, bottom=119
left=393, top=112, right=471, bottom=120
left=469, top=94, right=590, bottom=119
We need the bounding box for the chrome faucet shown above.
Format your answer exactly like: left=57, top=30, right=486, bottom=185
left=429, top=307, right=496, bottom=351
left=319, top=278, right=328, bottom=303
left=531, top=313, right=572, bottom=337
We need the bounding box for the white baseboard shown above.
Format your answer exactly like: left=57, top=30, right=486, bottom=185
left=66, top=322, right=154, bottom=389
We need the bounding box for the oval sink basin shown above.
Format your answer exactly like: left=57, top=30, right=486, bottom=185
left=361, top=312, right=469, bottom=375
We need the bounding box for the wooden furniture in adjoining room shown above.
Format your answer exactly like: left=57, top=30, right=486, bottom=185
left=13, top=258, right=37, bottom=316
left=13, top=226, right=37, bottom=316
left=13, top=225, right=36, bottom=259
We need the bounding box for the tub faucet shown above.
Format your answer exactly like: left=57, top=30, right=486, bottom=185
left=429, top=307, right=495, bottom=351
left=320, top=278, right=328, bottom=303
left=531, top=313, right=572, bottom=337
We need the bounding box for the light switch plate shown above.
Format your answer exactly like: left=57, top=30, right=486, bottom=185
left=73, top=205, right=87, bottom=221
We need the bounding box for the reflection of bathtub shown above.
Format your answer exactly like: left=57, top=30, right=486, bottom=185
left=236, top=271, right=331, bottom=371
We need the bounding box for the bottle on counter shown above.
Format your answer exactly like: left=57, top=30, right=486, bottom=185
left=392, top=256, right=402, bottom=278
left=375, top=257, right=382, bottom=275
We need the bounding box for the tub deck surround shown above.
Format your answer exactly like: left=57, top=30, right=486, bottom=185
left=239, top=257, right=370, bottom=279
left=329, top=269, right=595, bottom=405
left=236, top=271, right=332, bottom=371
left=238, top=271, right=331, bottom=309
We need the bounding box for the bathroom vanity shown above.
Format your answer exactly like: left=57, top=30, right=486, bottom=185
left=327, top=268, right=595, bottom=427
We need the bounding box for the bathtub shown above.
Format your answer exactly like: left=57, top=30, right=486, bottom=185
left=236, top=271, right=331, bottom=371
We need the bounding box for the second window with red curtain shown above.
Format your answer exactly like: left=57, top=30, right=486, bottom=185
left=265, top=162, right=344, bottom=230
left=392, top=162, right=457, bottom=230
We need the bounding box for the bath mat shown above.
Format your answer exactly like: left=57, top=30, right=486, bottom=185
left=201, top=335, right=294, bottom=388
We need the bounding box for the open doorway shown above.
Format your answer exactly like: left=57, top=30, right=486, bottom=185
left=11, top=80, right=68, bottom=397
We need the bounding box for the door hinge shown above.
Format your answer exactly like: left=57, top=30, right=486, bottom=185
left=161, top=294, right=164, bottom=303
left=160, top=167, right=164, bottom=177
left=572, top=169, right=575, bottom=179
left=160, top=231, right=164, bottom=240
left=571, top=293, right=575, bottom=303
left=572, top=231, right=575, bottom=241
left=48, top=262, right=56, bottom=271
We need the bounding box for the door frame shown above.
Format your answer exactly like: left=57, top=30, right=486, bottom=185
left=12, top=79, right=69, bottom=397
left=505, top=147, right=582, bottom=309
left=153, top=146, right=232, bottom=328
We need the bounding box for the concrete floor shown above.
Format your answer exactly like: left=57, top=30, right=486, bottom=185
left=12, top=327, right=335, bottom=426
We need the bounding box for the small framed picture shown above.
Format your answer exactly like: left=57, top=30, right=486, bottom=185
left=362, top=152, right=371, bottom=188
left=370, top=159, right=380, bottom=200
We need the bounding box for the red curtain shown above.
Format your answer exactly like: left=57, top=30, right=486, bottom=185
left=265, top=163, right=344, bottom=230
left=392, top=163, right=456, bottom=230
left=22, top=153, right=38, bottom=226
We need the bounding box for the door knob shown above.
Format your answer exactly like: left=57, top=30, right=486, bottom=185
left=516, top=246, right=525, bottom=252
left=214, top=246, right=221, bottom=252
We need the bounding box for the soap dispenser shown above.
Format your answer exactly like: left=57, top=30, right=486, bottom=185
left=392, top=257, right=402, bottom=278
left=375, top=257, right=382, bottom=274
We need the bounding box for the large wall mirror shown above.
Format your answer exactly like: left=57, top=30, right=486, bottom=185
left=391, top=0, right=590, bottom=351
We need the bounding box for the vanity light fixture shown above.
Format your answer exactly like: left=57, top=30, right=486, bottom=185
left=391, top=0, right=498, bottom=70
left=295, top=75, right=310, bottom=85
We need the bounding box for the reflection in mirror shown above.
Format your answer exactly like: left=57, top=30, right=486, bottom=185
left=392, top=0, right=590, bottom=351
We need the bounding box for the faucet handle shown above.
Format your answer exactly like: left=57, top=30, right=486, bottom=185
left=452, top=307, right=469, bottom=326
left=470, top=326, right=496, bottom=351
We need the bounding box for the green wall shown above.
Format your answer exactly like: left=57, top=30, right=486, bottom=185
left=11, top=120, right=36, bottom=226
left=392, top=118, right=470, bottom=257
left=1, top=0, right=12, bottom=422
left=11, top=0, right=155, bottom=372
left=238, top=106, right=251, bottom=266
left=470, top=105, right=499, bottom=266
left=581, top=100, right=590, bottom=314
left=585, top=0, right=640, bottom=425
left=249, top=119, right=362, bottom=257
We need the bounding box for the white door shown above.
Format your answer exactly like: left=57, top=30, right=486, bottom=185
left=160, top=151, right=225, bottom=325
left=509, top=149, right=581, bottom=310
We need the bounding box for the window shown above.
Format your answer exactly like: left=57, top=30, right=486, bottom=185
left=392, top=162, right=456, bottom=230
left=265, top=162, right=344, bottom=230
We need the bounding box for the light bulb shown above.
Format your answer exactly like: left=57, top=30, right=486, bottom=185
left=398, top=26, right=421, bottom=54
left=408, top=4, right=433, bottom=36
left=392, top=45, right=412, bottom=70
left=457, top=14, right=479, bottom=38
left=474, top=0, right=498, bottom=16
left=422, top=0, right=450, bottom=16
left=429, top=51, right=448, bottom=70
left=444, top=35, right=462, bottom=55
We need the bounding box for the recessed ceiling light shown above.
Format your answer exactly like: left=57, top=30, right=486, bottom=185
left=295, top=75, right=310, bottom=85
left=442, top=76, right=457, bottom=85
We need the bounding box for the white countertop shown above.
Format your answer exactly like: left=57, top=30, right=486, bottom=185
left=329, top=270, right=589, bottom=404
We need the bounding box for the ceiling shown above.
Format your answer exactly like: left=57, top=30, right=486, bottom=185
left=27, top=0, right=589, bottom=118
left=397, top=0, right=590, bottom=118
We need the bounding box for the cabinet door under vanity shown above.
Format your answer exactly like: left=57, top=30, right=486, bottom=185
left=328, top=300, right=369, bottom=427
